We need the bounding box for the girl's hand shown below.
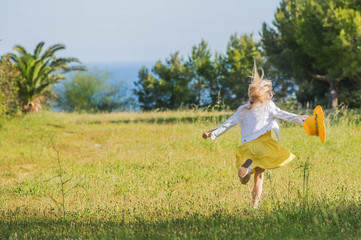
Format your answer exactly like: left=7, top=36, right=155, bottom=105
left=202, top=130, right=214, bottom=139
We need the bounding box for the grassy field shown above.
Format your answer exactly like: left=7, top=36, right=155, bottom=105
left=0, top=109, right=360, bottom=239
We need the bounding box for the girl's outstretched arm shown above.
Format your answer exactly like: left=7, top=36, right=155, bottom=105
left=271, top=102, right=307, bottom=125
left=202, top=105, right=245, bottom=140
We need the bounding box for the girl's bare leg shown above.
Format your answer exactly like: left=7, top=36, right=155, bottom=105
left=252, top=167, right=265, bottom=208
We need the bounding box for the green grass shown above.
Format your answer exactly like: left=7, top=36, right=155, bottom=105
left=0, top=109, right=360, bottom=239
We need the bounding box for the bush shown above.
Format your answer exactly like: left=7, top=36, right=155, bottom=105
left=55, top=69, right=133, bottom=112
left=0, top=55, right=21, bottom=115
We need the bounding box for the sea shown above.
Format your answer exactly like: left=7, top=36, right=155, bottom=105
left=84, top=61, right=154, bottom=90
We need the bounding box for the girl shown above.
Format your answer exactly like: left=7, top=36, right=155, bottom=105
left=203, top=65, right=307, bottom=209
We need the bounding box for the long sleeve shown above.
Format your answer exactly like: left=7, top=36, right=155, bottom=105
left=210, top=106, right=243, bottom=140
left=271, top=102, right=304, bottom=125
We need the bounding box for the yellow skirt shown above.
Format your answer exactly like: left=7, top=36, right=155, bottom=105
left=235, top=131, right=295, bottom=174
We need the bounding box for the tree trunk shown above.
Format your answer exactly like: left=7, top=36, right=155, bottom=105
left=329, top=80, right=338, bottom=109
left=307, top=72, right=338, bottom=109
left=22, top=97, right=42, bottom=113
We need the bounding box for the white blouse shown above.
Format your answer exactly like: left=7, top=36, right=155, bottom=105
left=211, top=101, right=305, bottom=144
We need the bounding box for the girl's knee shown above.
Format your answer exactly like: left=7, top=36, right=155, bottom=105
left=254, top=168, right=265, bottom=181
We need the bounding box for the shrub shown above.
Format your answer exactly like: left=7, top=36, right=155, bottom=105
left=55, top=69, right=132, bottom=112
left=0, top=55, right=21, bottom=115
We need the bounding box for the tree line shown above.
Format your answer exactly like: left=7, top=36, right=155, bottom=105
left=134, top=0, right=361, bottom=110
left=135, top=35, right=262, bottom=110
left=1, top=0, right=361, bottom=114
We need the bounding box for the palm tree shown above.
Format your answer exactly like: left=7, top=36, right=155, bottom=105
left=10, top=42, right=86, bottom=111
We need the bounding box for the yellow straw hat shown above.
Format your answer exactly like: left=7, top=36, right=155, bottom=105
left=304, top=105, right=326, bottom=144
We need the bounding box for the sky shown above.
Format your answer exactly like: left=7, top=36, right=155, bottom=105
left=0, top=0, right=280, bottom=63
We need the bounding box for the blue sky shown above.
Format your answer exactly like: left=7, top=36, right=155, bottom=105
left=0, top=0, right=280, bottom=63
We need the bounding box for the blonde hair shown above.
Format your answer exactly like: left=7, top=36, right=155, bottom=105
left=248, top=63, right=274, bottom=110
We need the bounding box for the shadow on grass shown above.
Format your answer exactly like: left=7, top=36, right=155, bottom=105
left=79, top=114, right=232, bottom=125
left=1, top=202, right=360, bottom=239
